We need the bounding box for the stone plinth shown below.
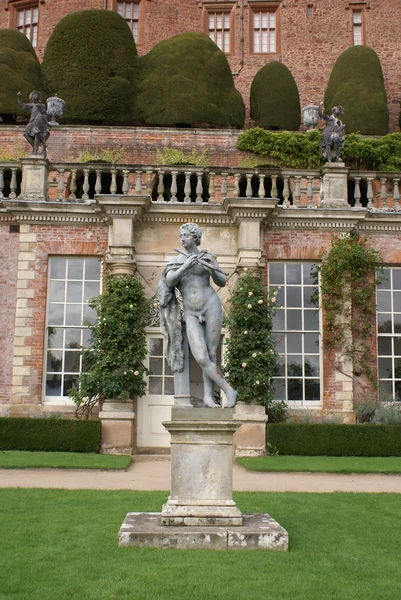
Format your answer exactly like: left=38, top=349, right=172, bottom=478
left=321, top=162, right=349, bottom=208
left=119, top=512, right=289, bottom=551
left=99, top=400, right=136, bottom=454
left=233, top=402, right=268, bottom=457
left=19, top=156, right=49, bottom=202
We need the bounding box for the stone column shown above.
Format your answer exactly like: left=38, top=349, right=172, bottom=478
left=161, top=408, right=242, bottom=526
left=19, top=157, right=49, bottom=202
left=320, top=162, right=349, bottom=208
left=99, top=400, right=136, bottom=454
left=107, top=217, right=136, bottom=276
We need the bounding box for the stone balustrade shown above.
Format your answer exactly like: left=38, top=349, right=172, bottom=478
left=0, top=161, right=22, bottom=199
left=348, top=171, right=401, bottom=210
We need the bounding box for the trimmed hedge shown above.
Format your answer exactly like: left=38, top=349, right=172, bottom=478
left=250, top=61, right=300, bottom=130
left=0, top=418, right=101, bottom=453
left=268, top=423, right=401, bottom=457
left=134, top=33, right=245, bottom=127
left=0, top=29, right=42, bottom=122
left=42, top=10, right=138, bottom=124
left=324, top=46, right=389, bottom=135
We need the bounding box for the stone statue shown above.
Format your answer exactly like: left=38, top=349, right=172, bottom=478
left=318, top=102, right=345, bottom=163
left=156, top=223, right=237, bottom=408
left=17, top=91, right=50, bottom=158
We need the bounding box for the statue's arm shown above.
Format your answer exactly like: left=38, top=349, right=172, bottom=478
left=165, top=256, right=197, bottom=288
left=16, top=93, right=30, bottom=111
left=202, top=254, right=226, bottom=287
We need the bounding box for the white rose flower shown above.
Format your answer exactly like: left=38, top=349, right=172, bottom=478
left=248, top=291, right=253, bottom=297
left=242, top=362, right=247, bottom=368
left=252, top=353, right=257, bottom=358
left=255, top=380, right=260, bottom=385
left=134, top=370, right=139, bottom=376
left=247, top=304, right=252, bottom=309
left=258, top=299, right=263, bottom=304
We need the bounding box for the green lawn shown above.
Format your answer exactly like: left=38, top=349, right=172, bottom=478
left=0, top=451, right=132, bottom=470
left=237, top=455, right=401, bottom=474
left=1, top=489, right=401, bottom=600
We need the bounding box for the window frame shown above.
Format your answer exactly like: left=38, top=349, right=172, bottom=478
left=349, top=4, right=366, bottom=46
left=248, top=1, right=281, bottom=55
left=202, top=2, right=235, bottom=55
left=269, top=261, right=322, bottom=406
left=9, top=0, right=40, bottom=48
left=43, top=256, right=102, bottom=406
left=114, top=0, right=144, bottom=45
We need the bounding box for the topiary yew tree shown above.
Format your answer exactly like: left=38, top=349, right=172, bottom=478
left=0, top=29, right=42, bottom=123
left=42, top=10, right=138, bottom=124
left=250, top=61, right=301, bottom=130
left=134, top=33, right=245, bottom=127
left=324, top=46, right=389, bottom=135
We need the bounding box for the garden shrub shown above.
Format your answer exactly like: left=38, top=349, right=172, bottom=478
left=134, top=33, right=245, bottom=127
left=0, top=417, right=100, bottom=452
left=250, top=61, right=300, bottom=130
left=42, top=10, right=138, bottom=124
left=324, top=46, right=389, bottom=135
left=0, top=29, right=42, bottom=123
left=267, top=423, right=401, bottom=456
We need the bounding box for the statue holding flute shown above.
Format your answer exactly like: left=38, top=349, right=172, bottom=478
left=156, top=223, right=237, bottom=408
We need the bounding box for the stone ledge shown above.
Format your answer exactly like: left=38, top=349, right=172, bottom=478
left=118, top=512, right=289, bottom=551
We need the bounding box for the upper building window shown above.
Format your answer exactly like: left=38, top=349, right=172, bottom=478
left=352, top=10, right=363, bottom=45
left=16, top=4, right=39, bottom=48
left=250, top=3, right=280, bottom=54
left=208, top=12, right=230, bottom=52
left=117, top=1, right=140, bottom=42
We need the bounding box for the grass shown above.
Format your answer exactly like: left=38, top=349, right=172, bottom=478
left=0, top=451, right=132, bottom=470
left=0, top=489, right=400, bottom=599
left=236, top=455, right=401, bottom=474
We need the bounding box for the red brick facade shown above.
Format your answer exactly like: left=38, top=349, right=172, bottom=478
left=1, top=0, right=400, bottom=129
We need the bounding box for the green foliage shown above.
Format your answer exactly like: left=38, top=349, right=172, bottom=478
left=0, top=418, right=100, bottom=452
left=312, top=233, right=383, bottom=389
left=78, top=147, right=125, bottom=163
left=0, top=29, right=42, bottom=120
left=69, top=275, right=149, bottom=416
left=236, top=128, right=322, bottom=169
left=342, top=132, right=401, bottom=171
left=134, top=33, right=245, bottom=127
left=250, top=61, right=301, bottom=130
left=324, top=46, right=389, bottom=135
left=155, top=147, right=210, bottom=167
left=267, top=423, right=401, bottom=456
left=225, top=273, right=283, bottom=417
left=42, top=10, right=138, bottom=124
left=356, top=402, right=401, bottom=424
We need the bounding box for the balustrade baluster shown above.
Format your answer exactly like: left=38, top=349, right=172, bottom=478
left=208, top=172, right=216, bottom=203
left=233, top=173, right=240, bottom=198
left=294, top=175, right=301, bottom=206
left=353, top=176, right=361, bottom=208
left=95, top=170, right=102, bottom=195
left=306, top=176, right=314, bottom=207
left=170, top=170, right=178, bottom=202
left=9, top=168, right=17, bottom=199
left=157, top=170, right=165, bottom=202
left=110, top=168, right=117, bottom=195
left=135, top=170, right=142, bottom=195
left=82, top=168, right=90, bottom=200
left=245, top=173, right=253, bottom=198
left=57, top=169, right=65, bottom=201
left=122, top=170, right=129, bottom=195
left=258, top=173, right=265, bottom=198
left=196, top=171, right=203, bottom=203
left=271, top=174, right=278, bottom=198
left=380, top=177, right=388, bottom=209
left=283, top=176, right=290, bottom=207
left=0, top=168, right=5, bottom=198
left=69, top=169, right=77, bottom=201
left=146, top=169, right=154, bottom=195
left=393, top=178, right=400, bottom=211
left=184, top=171, right=191, bottom=203
left=366, top=177, right=374, bottom=209
left=221, top=172, right=228, bottom=198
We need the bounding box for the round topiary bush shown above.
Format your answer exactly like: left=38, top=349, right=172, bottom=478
left=0, top=29, right=42, bottom=123
left=134, top=33, right=245, bottom=127
left=42, top=10, right=138, bottom=124
left=324, top=46, right=389, bottom=135
left=250, top=61, right=301, bottom=130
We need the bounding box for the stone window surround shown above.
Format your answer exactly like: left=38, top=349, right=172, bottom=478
left=6, top=0, right=40, bottom=48
left=345, top=1, right=369, bottom=46
left=112, top=0, right=145, bottom=46
left=248, top=1, right=281, bottom=55
left=202, top=2, right=236, bottom=55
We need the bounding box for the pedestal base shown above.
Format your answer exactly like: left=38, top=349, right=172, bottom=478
left=119, top=512, right=289, bottom=551
left=161, top=500, right=243, bottom=526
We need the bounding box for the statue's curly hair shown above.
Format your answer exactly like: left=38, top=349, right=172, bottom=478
left=179, top=223, right=202, bottom=246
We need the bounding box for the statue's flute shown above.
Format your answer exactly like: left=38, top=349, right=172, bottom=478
left=174, top=247, right=229, bottom=276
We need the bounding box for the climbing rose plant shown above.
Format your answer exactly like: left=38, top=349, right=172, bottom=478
left=69, top=274, right=149, bottom=418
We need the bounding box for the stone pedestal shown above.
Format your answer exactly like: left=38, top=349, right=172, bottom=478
left=321, top=162, right=349, bottom=208
left=118, top=407, right=289, bottom=551
left=99, top=400, right=136, bottom=454
left=19, top=156, right=49, bottom=202
left=233, top=402, right=268, bottom=457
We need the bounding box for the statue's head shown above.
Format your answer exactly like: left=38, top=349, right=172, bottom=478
left=332, top=106, right=344, bottom=116
left=29, top=91, right=41, bottom=103
left=179, top=223, right=202, bottom=246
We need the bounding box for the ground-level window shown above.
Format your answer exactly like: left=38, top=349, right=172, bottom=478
left=269, top=262, right=321, bottom=403
left=377, top=267, right=401, bottom=401
left=15, top=3, right=39, bottom=47
left=117, top=1, right=140, bottom=42
left=44, top=257, right=101, bottom=403
left=147, top=336, right=174, bottom=396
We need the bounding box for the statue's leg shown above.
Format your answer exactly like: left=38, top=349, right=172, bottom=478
left=33, top=134, right=40, bottom=154
left=24, top=133, right=34, bottom=152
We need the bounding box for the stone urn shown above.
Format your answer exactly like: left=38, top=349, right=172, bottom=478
left=302, top=104, right=320, bottom=130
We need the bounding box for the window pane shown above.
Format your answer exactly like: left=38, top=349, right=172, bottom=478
left=379, top=358, right=392, bottom=378
left=303, top=287, right=315, bottom=308
left=85, top=259, right=101, bottom=280
left=287, top=333, right=302, bottom=353
left=149, top=338, right=163, bottom=356
left=274, top=379, right=286, bottom=400
left=67, top=281, right=83, bottom=302
left=48, top=328, right=63, bottom=349
left=149, top=377, right=162, bottom=394
left=377, top=291, right=391, bottom=312
left=269, top=263, right=284, bottom=284
left=286, top=264, right=301, bottom=284
left=84, top=281, right=99, bottom=302
left=305, top=355, right=319, bottom=377
left=287, top=310, right=302, bottom=330
left=65, top=304, right=81, bottom=326
left=287, top=287, right=301, bottom=307
left=378, top=337, right=392, bottom=356
left=49, top=280, right=65, bottom=302
left=394, top=337, right=401, bottom=355
left=164, top=377, right=174, bottom=395
left=65, top=329, right=81, bottom=349
left=64, top=351, right=80, bottom=373
left=64, top=375, right=78, bottom=396
left=48, top=303, right=64, bottom=326
left=273, top=310, right=285, bottom=330
left=149, top=357, right=163, bottom=376
left=68, top=259, right=84, bottom=280
left=50, top=258, right=66, bottom=279
left=305, top=379, right=320, bottom=401
left=288, top=356, right=302, bottom=376
left=288, top=379, right=302, bottom=401
left=304, top=310, right=319, bottom=331
left=393, top=292, right=401, bottom=313
left=394, top=315, right=401, bottom=333
left=47, top=350, right=62, bottom=373
left=304, top=333, right=319, bottom=354
left=378, top=314, right=392, bottom=333
left=393, top=270, right=401, bottom=289
left=83, top=304, right=96, bottom=324
left=46, top=374, right=61, bottom=396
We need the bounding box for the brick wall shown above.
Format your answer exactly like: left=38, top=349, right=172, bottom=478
left=0, top=0, right=399, bottom=130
